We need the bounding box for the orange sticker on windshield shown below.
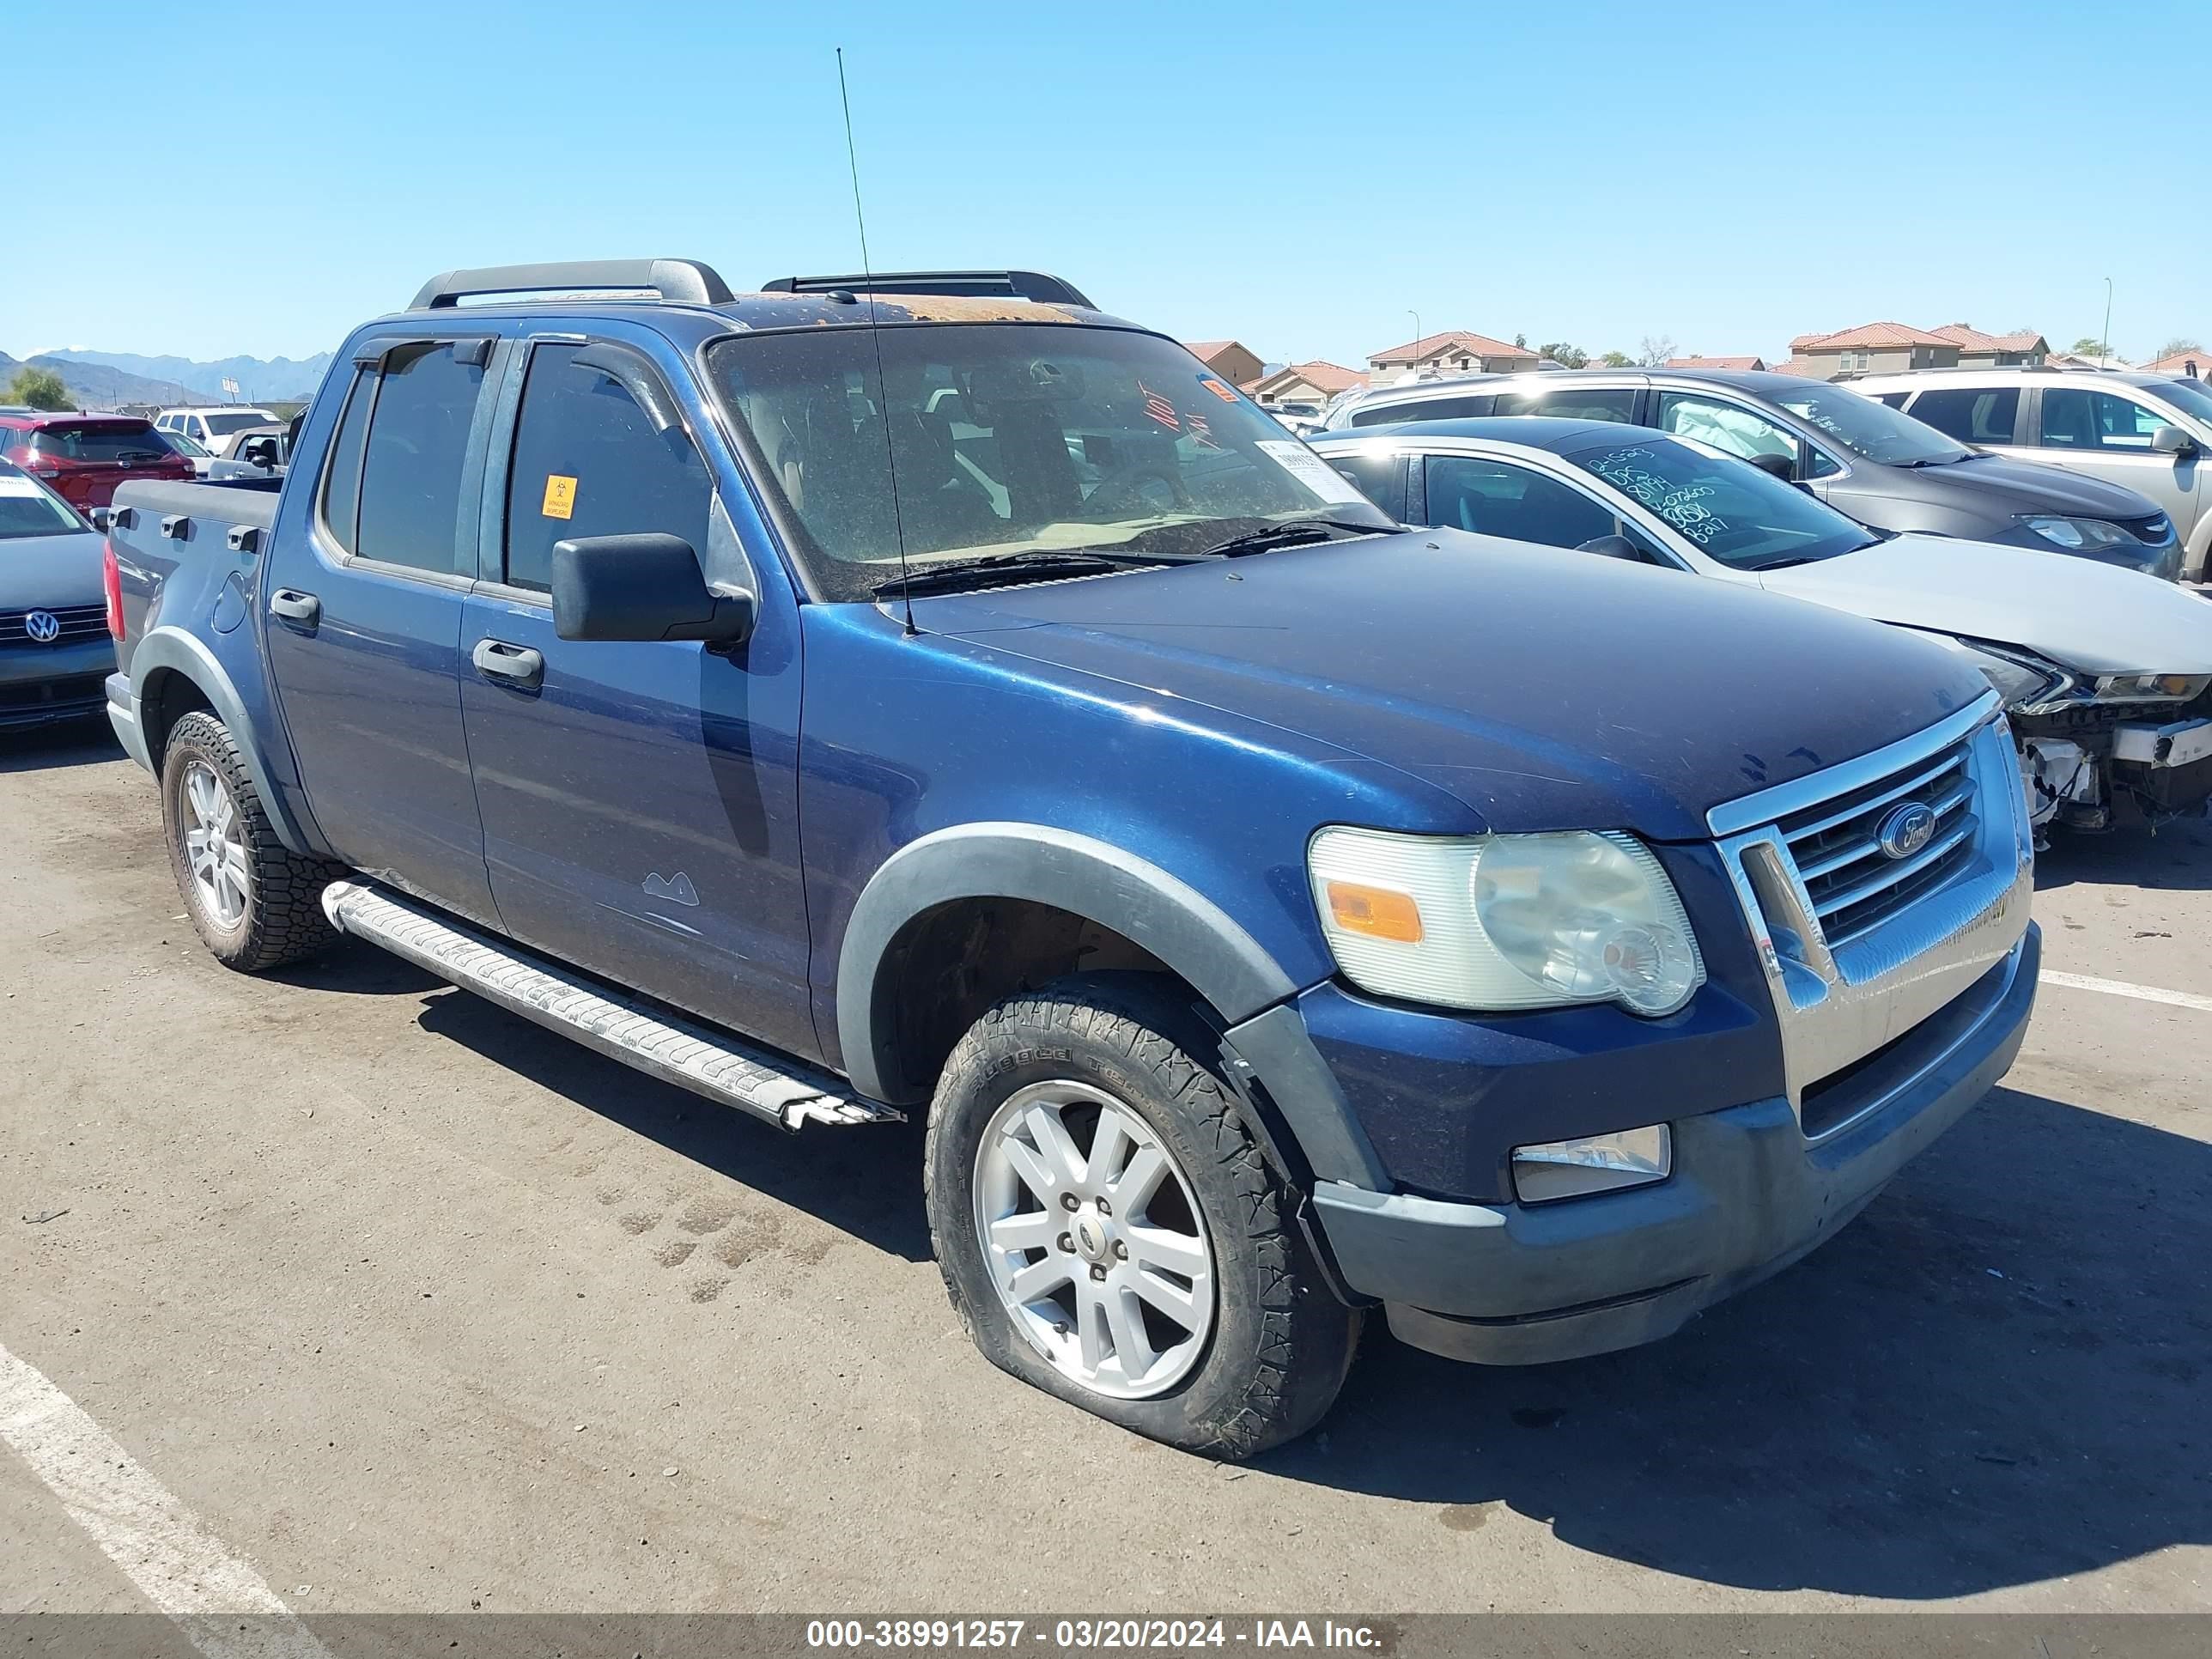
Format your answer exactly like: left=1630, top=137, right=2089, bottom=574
left=541, top=475, right=577, bottom=520
left=1200, top=377, right=1238, bottom=403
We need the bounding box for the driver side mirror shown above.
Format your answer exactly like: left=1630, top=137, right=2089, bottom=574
left=1745, top=452, right=1797, bottom=482
left=2151, top=424, right=2198, bottom=458
left=550, top=533, right=755, bottom=647
left=1575, top=534, right=1645, bottom=562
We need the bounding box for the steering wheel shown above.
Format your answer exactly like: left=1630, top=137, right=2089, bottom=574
left=1082, top=454, right=1195, bottom=517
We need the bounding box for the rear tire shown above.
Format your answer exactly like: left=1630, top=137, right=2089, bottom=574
left=925, top=973, right=1359, bottom=1458
left=161, top=710, right=344, bottom=971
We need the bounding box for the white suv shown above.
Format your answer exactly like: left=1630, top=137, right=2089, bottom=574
left=1850, top=368, right=2212, bottom=581
left=153, top=406, right=280, bottom=456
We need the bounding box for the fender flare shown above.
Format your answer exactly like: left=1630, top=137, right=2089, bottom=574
left=130, top=626, right=315, bottom=855
left=836, top=823, right=1299, bottom=1103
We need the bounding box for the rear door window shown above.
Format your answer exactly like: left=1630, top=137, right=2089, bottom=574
left=501, top=342, right=713, bottom=593
left=1352, top=393, right=1494, bottom=427
left=1424, top=454, right=1617, bottom=547
left=1492, top=386, right=1638, bottom=422
left=1654, top=393, right=1801, bottom=464
left=352, top=343, right=489, bottom=574
left=1906, top=386, right=2020, bottom=445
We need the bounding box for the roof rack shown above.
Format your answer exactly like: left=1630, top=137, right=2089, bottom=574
left=760, top=270, right=1095, bottom=308
left=409, top=259, right=735, bottom=312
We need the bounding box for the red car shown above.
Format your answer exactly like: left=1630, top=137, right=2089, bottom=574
left=0, top=414, right=194, bottom=511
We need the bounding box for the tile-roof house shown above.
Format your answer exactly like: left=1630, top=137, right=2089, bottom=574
left=1928, top=324, right=2048, bottom=368
left=1789, top=322, right=1962, bottom=380
left=2140, top=347, right=2212, bottom=380
left=1367, top=330, right=1537, bottom=380
left=1666, top=355, right=1769, bottom=372
left=1182, top=340, right=1265, bottom=387
left=1249, top=360, right=1368, bottom=407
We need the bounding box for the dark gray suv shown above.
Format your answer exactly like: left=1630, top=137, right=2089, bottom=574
left=1322, top=368, right=2183, bottom=579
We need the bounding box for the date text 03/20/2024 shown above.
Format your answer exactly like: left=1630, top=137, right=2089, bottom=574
left=805, top=1620, right=1383, bottom=1650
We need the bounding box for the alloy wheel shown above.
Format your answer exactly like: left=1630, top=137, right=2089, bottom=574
left=972, top=1079, right=1217, bottom=1400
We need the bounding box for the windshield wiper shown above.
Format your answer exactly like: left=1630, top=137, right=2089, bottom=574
left=872, top=548, right=1202, bottom=599
left=1198, top=517, right=1386, bottom=558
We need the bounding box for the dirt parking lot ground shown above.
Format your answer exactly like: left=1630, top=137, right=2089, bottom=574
left=3, top=725, right=2208, bottom=1620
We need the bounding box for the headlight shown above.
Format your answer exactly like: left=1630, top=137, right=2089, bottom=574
left=1308, top=827, right=1705, bottom=1017
left=1903, top=630, right=2071, bottom=707
left=2094, top=672, right=2211, bottom=704
left=2020, top=515, right=2145, bottom=552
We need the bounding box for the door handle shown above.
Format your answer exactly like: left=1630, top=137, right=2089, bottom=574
left=473, top=638, right=544, bottom=687
left=269, top=588, right=319, bottom=625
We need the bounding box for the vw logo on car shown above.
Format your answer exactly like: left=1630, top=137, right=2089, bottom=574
left=23, top=610, right=63, bottom=644
left=1876, top=800, right=1939, bottom=860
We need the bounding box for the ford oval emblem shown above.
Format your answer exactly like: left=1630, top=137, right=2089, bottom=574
left=1876, top=800, right=1938, bottom=860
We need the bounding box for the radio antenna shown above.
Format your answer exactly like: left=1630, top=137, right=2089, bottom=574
left=837, top=46, right=914, bottom=635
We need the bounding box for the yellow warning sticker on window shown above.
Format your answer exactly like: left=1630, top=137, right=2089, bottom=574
left=541, top=475, right=578, bottom=520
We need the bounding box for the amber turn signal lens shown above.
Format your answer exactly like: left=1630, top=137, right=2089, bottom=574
left=1324, top=881, right=1424, bottom=943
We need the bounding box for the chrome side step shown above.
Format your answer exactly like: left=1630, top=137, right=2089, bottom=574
left=320, top=879, right=902, bottom=1132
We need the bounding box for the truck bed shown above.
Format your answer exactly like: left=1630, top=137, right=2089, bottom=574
left=112, top=477, right=282, bottom=544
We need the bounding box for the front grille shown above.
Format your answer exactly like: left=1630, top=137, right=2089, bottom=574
left=1775, top=732, right=1979, bottom=947
left=0, top=605, right=109, bottom=645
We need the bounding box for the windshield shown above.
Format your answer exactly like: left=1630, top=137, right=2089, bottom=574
left=1771, top=384, right=1970, bottom=465
left=161, top=429, right=210, bottom=458
left=202, top=412, right=270, bottom=437
left=2149, top=378, right=2212, bottom=427
left=26, top=422, right=171, bottom=463
left=1566, top=435, right=1879, bottom=569
left=705, top=324, right=1394, bottom=600
left=0, top=468, right=89, bottom=539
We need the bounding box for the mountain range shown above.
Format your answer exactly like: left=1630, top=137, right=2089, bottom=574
left=39, top=349, right=333, bottom=404
left=1, top=350, right=211, bottom=410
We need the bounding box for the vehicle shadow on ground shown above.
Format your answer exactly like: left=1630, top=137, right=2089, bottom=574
left=2036, top=815, right=2212, bottom=892
left=1261, top=1085, right=2209, bottom=1599
left=0, top=721, right=120, bottom=774
left=404, top=975, right=935, bottom=1264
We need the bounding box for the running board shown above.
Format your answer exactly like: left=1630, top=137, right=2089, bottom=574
left=320, top=879, right=902, bottom=1132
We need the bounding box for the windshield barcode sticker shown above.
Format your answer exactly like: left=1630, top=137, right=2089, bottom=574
left=1256, top=441, right=1369, bottom=505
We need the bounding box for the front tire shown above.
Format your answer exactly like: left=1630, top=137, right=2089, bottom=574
left=161, top=710, right=344, bottom=971
left=925, top=974, right=1358, bottom=1458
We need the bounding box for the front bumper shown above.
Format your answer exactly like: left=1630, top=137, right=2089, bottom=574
left=0, top=638, right=116, bottom=730
left=1312, top=924, right=2038, bottom=1364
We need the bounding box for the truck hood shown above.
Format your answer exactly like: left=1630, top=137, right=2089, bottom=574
left=1761, top=533, right=2212, bottom=677
left=914, top=528, right=1990, bottom=841
left=1899, top=451, right=2162, bottom=519
left=0, top=529, right=106, bottom=610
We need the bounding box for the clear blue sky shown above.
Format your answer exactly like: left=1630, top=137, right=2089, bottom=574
left=7, top=0, right=2206, bottom=368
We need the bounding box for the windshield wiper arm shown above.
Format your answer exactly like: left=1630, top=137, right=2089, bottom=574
left=1199, top=517, right=1385, bottom=558
left=871, top=548, right=1202, bottom=599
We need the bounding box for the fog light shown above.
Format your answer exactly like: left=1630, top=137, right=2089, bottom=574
left=1512, top=1125, right=1672, bottom=1203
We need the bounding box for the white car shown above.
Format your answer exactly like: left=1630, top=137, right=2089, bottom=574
left=1846, top=367, right=2212, bottom=583
left=156, top=428, right=216, bottom=477
left=153, top=406, right=279, bottom=454
left=1312, top=417, right=2212, bottom=834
